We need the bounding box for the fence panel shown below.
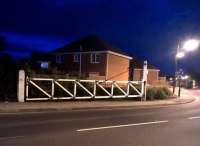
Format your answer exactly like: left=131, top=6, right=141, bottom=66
left=25, top=77, right=145, bottom=101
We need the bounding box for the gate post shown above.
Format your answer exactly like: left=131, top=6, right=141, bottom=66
left=142, top=61, right=148, bottom=101
left=17, top=70, right=25, bottom=102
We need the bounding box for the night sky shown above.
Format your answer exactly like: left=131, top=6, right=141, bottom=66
left=1, top=0, right=200, bottom=74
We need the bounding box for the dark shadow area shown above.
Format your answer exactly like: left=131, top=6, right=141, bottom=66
left=0, top=54, right=18, bottom=101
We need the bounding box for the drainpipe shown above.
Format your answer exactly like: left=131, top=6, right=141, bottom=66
left=79, top=45, right=82, bottom=77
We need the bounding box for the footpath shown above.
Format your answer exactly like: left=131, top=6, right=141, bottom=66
left=0, top=88, right=198, bottom=114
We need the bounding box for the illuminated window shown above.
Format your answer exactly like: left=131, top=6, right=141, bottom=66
left=90, top=53, right=100, bottom=64
left=40, top=62, right=49, bottom=69
left=73, top=53, right=80, bottom=62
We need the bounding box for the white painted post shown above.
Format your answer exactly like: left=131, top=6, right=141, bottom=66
left=74, top=81, right=77, bottom=99
left=126, top=82, right=130, bottom=97
left=17, top=70, right=25, bottom=102
left=142, top=61, right=148, bottom=101
left=111, top=81, right=115, bottom=98
left=93, top=81, right=97, bottom=99
left=51, top=80, right=55, bottom=98
left=26, top=76, right=29, bottom=99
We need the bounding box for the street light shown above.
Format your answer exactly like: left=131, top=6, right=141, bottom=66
left=173, top=39, right=199, bottom=96
left=173, top=45, right=183, bottom=95
left=183, top=39, right=199, bottom=52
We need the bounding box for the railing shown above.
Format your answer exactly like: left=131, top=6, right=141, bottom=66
left=25, top=77, right=145, bottom=101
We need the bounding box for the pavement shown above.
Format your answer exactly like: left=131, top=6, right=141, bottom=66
left=0, top=88, right=196, bottom=113
left=0, top=89, right=200, bottom=146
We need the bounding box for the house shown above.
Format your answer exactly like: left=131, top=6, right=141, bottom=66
left=130, top=58, right=166, bottom=85
left=28, top=35, right=164, bottom=84
left=53, top=35, right=132, bottom=81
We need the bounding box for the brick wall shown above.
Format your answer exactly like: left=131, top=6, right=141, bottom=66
left=55, top=52, right=131, bottom=81
left=106, top=53, right=130, bottom=81
left=133, top=69, right=143, bottom=81
left=147, top=70, right=159, bottom=84
left=133, top=69, right=160, bottom=84
left=57, top=53, right=107, bottom=78
left=81, top=53, right=107, bottom=76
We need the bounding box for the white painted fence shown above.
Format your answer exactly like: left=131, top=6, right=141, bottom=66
left=25, top=78, right=145, bottom=101
left=17, top=61, right=148, bottom=102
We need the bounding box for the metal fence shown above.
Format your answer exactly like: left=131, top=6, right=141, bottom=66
left=25, top=77, right=145, bottom=101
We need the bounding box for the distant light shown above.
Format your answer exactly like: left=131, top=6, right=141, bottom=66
left=176, top=52, right=185, bottom=59
left=41, top=62, right=49, bottom=69
left=183, top=39, right=199, bottom=52
left=182, top=75, right=189, bottom=80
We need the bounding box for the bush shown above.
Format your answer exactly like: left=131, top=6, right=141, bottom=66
left=146, top=87, right=172, bottom=101
left=155, top=88, right=167, bottom=100
left=146, top=87, right=157, bottom=101
left=161, top=87, right=172, bottom=96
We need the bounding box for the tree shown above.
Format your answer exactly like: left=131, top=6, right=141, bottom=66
left=0, top=54, right=18, bottom=101
left=0, top=36, right=5, bottom=52
left=0, top=36, right=18, bottom=101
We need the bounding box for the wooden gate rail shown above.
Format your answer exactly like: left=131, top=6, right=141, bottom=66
left=25, top=77, right=145, bottom=101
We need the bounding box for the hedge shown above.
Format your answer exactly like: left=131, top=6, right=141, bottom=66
left=146, top=86, right=172, bottom=100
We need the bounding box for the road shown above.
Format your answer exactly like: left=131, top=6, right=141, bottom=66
left=0, top=90, right=200, bottom=146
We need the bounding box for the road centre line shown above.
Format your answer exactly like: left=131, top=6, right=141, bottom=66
left=188, top=116, right=200, bottom=120
left=77, top=120, right=169, bottom=132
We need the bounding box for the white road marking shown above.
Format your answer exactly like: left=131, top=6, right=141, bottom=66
left=0, top=135, right=26, bottom=141
left=77, top=120, right=169, bottom=132
left=188, top=116, right=200, bottom=120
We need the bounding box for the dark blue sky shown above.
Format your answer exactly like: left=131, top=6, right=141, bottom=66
left=1, top=0, right=200, bottom=74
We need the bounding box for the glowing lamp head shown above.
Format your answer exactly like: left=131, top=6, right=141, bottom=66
left=176, top=52, right=185, bottom=59
left=183, top=39, right=199, bottom=52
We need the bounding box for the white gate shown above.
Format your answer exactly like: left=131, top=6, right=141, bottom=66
left=17, top=61, right=148, bottom=102
left=25, top=78, right=146, bottom=101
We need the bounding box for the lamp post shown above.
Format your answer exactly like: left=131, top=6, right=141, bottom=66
left=173, top=45, right=185, bottom=95
left=173, top=39, right=199, bottom=97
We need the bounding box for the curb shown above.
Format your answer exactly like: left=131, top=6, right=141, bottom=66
left=71, top=97, right=196, bottom=111
left=0, top=97, right=196, bottom=114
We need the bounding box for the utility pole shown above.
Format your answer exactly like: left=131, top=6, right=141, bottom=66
left=173, top=44, right=179, bottom=94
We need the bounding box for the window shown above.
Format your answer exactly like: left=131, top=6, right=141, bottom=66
left=56, top=55, right=62, bottom=64
left=40, top=62, right=49, bottom=69
left=90, top=53, right=100, bottom=64
left=73, top=53, right=80, bottom=62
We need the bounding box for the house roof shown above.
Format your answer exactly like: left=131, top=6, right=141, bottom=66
left=131, top=57, right=160, bottom=70
left=54, top=35, right=129, bottom=56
